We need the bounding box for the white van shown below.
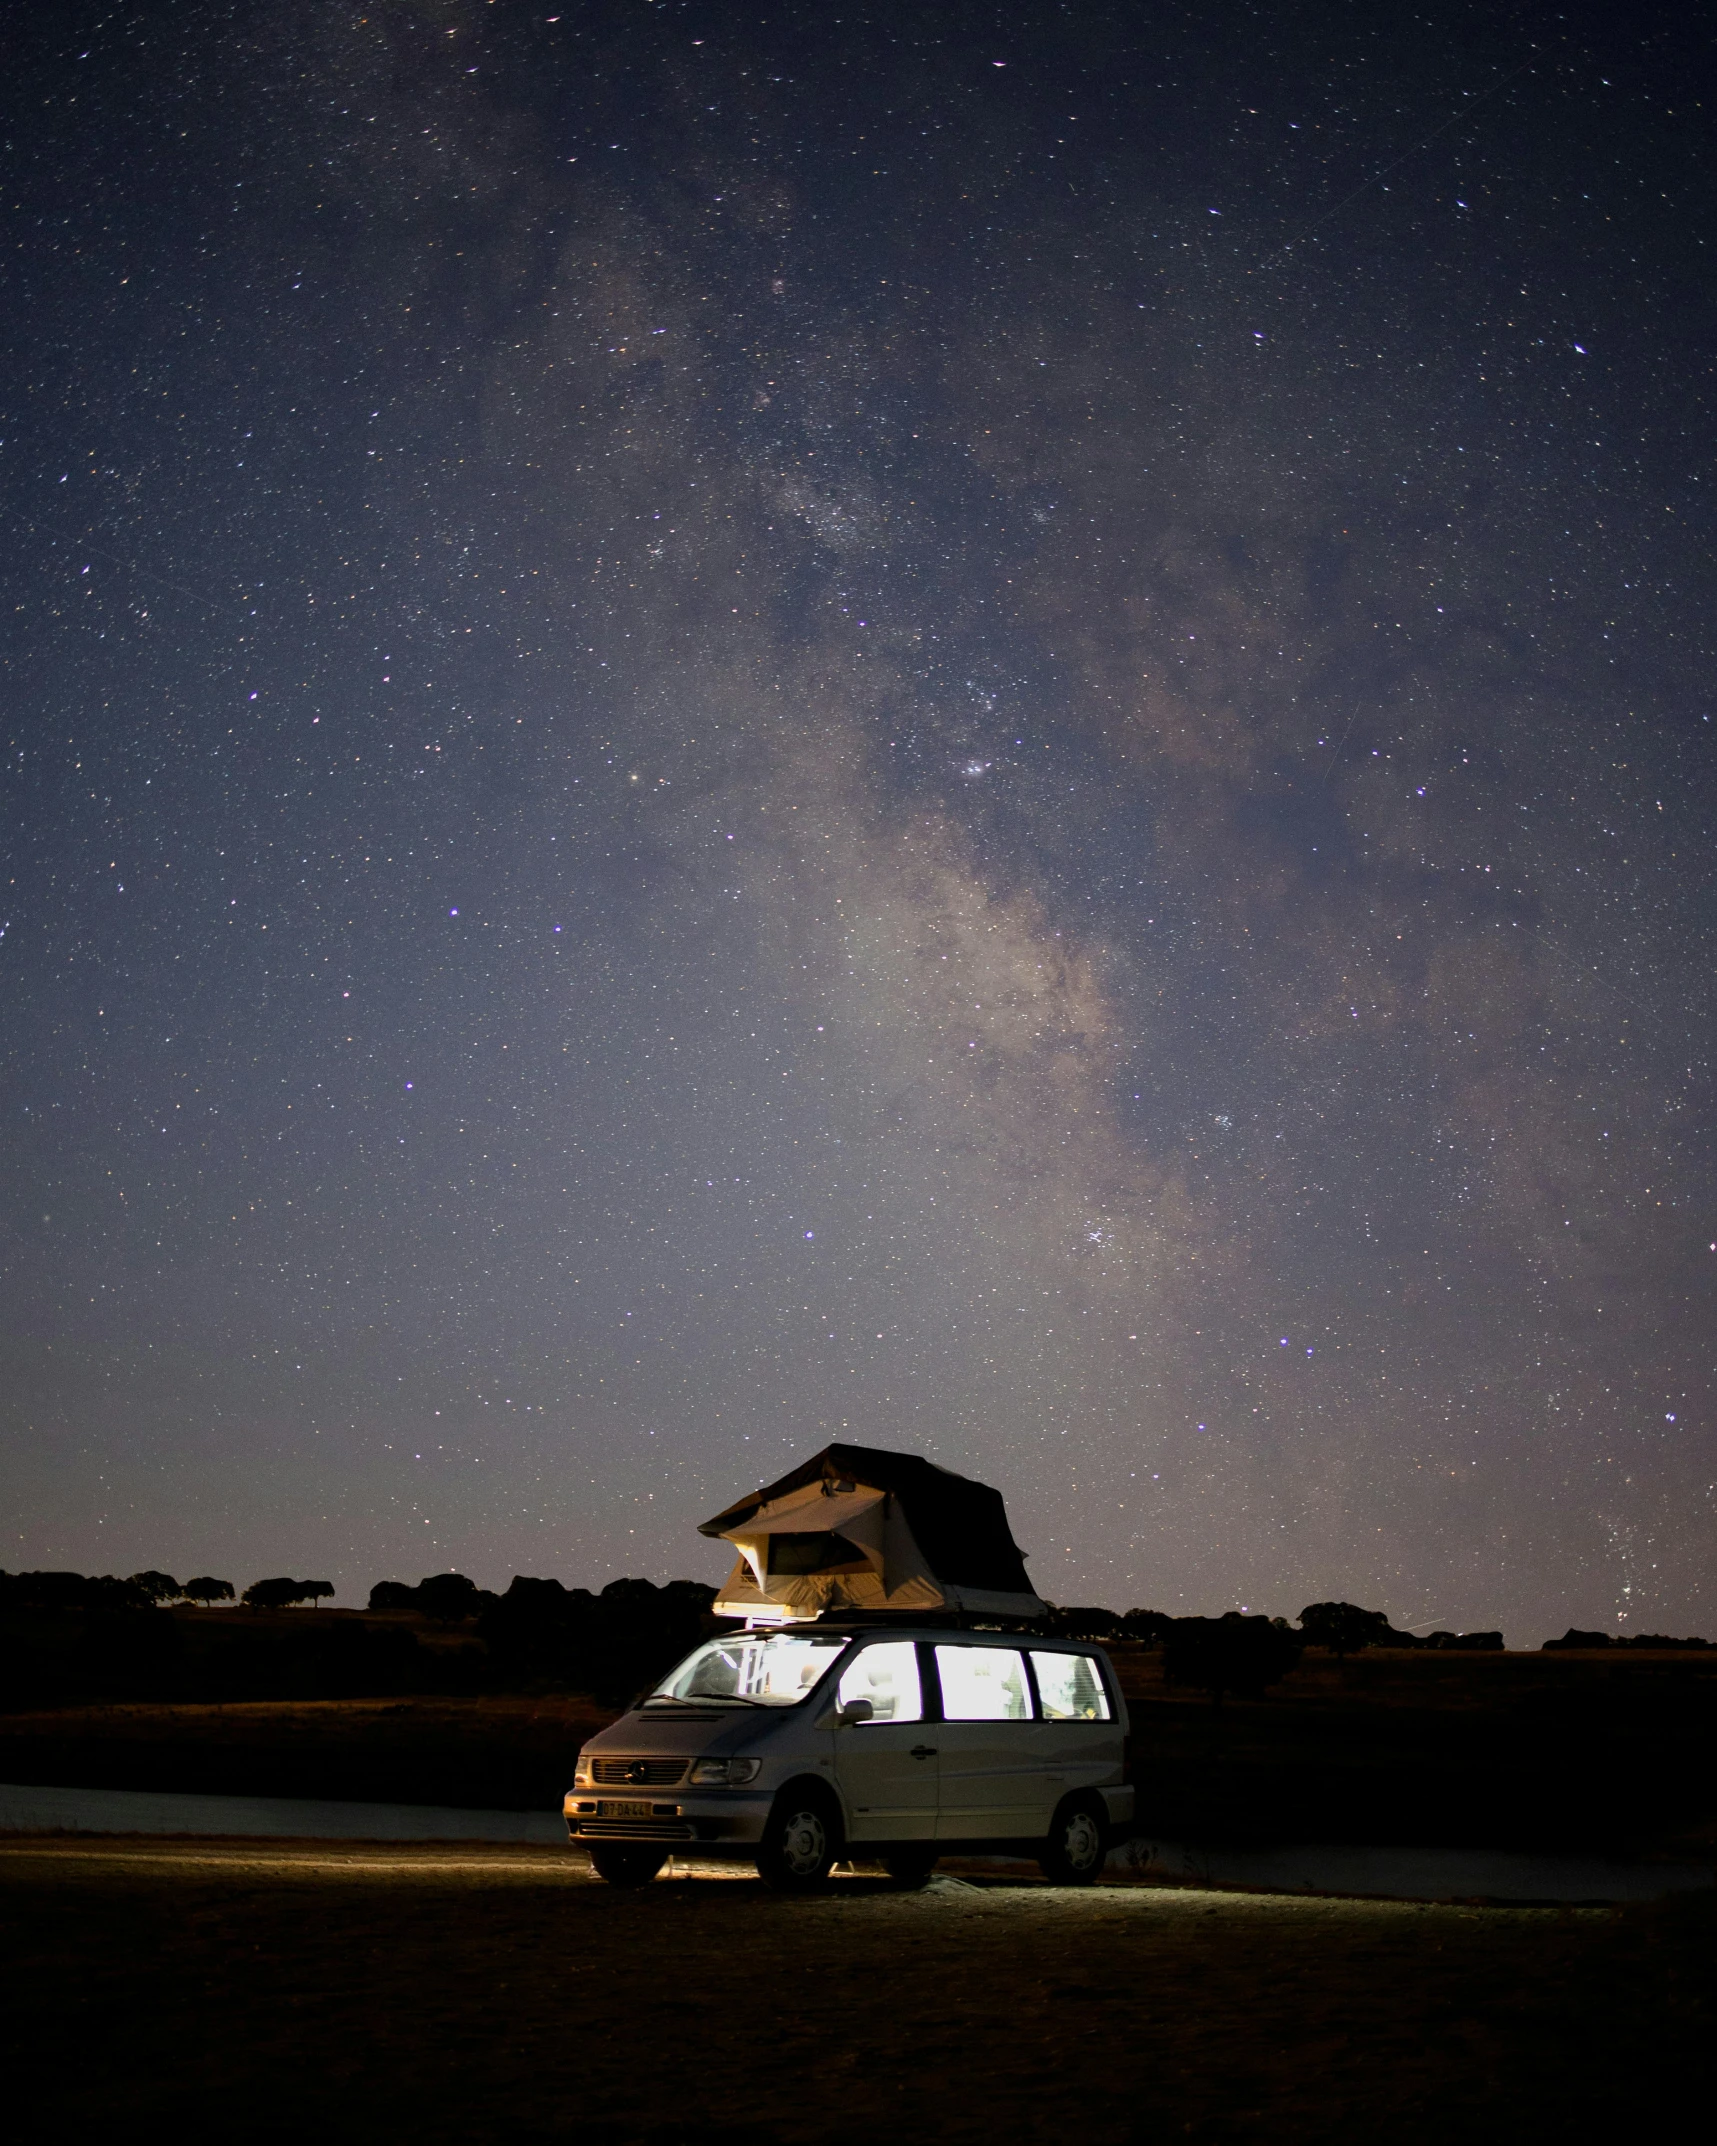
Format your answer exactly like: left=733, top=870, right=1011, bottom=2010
left=564, top=1622, right=1133, bottom=1889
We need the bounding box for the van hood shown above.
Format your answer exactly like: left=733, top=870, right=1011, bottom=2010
left=578, top=1706, right=810, bottom=1759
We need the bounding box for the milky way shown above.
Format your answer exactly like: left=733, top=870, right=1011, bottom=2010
left=3, top=2, right=1713, bottom=1640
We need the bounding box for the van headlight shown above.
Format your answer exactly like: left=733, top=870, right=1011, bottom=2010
left=689, top=1756, right=762, bottom=1786
left=573, top=1752, right=595, bottom=1787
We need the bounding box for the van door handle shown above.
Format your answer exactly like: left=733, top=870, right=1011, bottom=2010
left=910, top=1745, right=938, bottom=1759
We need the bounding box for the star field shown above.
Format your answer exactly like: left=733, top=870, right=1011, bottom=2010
left=2, top=0, right=1713, bottom=1641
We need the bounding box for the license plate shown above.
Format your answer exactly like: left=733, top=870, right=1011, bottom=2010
left=597, top=1799, right=655, bottom=1820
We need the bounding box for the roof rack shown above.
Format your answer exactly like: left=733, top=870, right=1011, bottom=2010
left=807, top=1607, right=1047, bottom=1633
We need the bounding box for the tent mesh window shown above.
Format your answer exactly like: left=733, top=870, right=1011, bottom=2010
left=766, top=1530, right=870, bottom=1577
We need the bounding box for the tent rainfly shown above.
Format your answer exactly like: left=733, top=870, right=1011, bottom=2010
left=699, top=1442, right=1048, bottom=1623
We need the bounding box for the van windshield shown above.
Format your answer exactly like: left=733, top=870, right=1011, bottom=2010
left=648, top=1632, right=848, bottom=1707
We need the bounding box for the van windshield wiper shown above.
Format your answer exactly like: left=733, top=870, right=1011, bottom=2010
left=645, top=1692, right=766, bottom=1708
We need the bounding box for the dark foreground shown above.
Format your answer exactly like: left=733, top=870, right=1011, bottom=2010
left=5, top=1838, right=1712, bottom=2145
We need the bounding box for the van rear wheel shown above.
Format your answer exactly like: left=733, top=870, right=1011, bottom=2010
left=588, top=1843, right=669, bottom=1887
left=1039, top=1795, right=1108, bottom=1885
left=756, top=1786, right=840, bottom=1892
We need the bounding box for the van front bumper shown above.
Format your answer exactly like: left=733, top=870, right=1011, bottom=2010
left=563, top=1790, right=774, bottom=1847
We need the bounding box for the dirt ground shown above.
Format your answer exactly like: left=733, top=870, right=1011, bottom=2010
left=5, top=1837, right=1711, bottom=2145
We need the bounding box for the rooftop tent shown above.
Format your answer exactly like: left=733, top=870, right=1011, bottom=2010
left=699, top=1442, right=1048, bottom=1623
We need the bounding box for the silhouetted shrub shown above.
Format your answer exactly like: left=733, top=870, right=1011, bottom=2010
left=367, top=1580, right=418, bottom=1611
left=186, top=1606, right=436, bottom=1701
left=181, top=1576, right=235, bottom=1606
left=1044, top=1605, right=1126, bottom=1640
left=68, top=1608, right=185, bottom=1697
left=1543, top=1626, right=1716, bottom=1651
left=593, top=1577, right=724, bottom=1700
left=477, top=1573, right=723, bottom=1700
left=0, top=1570, right=156, bottom=1613
left=1037, top=1605, right=1174, bottom=1643
left=0, top=1572, right=179, bottom=1704
left=1423, top=1629, right=1504, bottom=1651
left=1162, top=1613, right=1302, bottom=1703
left=274, top=1617, right=422, bottom=1698
left=0, top=1571, right=184, bottom=1704
left=477, top=1575, right=582, bottom=1673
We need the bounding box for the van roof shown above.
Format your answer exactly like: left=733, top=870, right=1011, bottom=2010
left=775, top=1622, right=1108, bottom=1649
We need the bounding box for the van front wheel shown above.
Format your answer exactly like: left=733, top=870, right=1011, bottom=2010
left=1039, top=1795, right=1108, bottom=1886
left=588, top=1844, right=669, bottom=1887
left=756, top=1786, right=840, bottom=1892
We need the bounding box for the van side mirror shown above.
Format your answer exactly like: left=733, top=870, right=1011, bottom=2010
left=836, top=1698, right=874, bottom=1727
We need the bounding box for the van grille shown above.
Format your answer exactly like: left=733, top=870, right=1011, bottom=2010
left=591, top=1758, right=688, bottom=1787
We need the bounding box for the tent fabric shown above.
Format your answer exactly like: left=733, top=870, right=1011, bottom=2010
left=721, top=1482, right=889, bottom=1590
left=700, top=1443, right=1047, bottom=1622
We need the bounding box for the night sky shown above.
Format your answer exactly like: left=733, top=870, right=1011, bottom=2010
left=4, top=1, right=1714, bottom=1643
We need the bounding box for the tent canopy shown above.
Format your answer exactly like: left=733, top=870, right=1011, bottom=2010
left=699, top=1442, right=1046, bottom=1623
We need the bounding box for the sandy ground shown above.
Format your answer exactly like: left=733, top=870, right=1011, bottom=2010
left=8, top=1781, right=1715, bottom=1899
left=5, top=1836, right=1711, bottom=2144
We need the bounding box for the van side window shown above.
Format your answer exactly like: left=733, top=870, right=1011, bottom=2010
left=935, top=1645, right=1030, bottom=1721
left=836, top=1640, right=923, bottom=1723
left=1030, top=1650, right=1112, bottom=1721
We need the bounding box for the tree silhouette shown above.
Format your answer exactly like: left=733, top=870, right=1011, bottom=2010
left=128, top=1571, right=183, bottom=1604
left=415, top=1572, right=481, bottom=1623
left=241, top=1577, right=326, bottom=1610
left=243, top=1578, right=295, bottom=1610
left=1298, top=1601, right=1394, bottom=1659
left=181, top=1576, right=235, bottom=1606
left=367, top=1580, right=418, bottom=1611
